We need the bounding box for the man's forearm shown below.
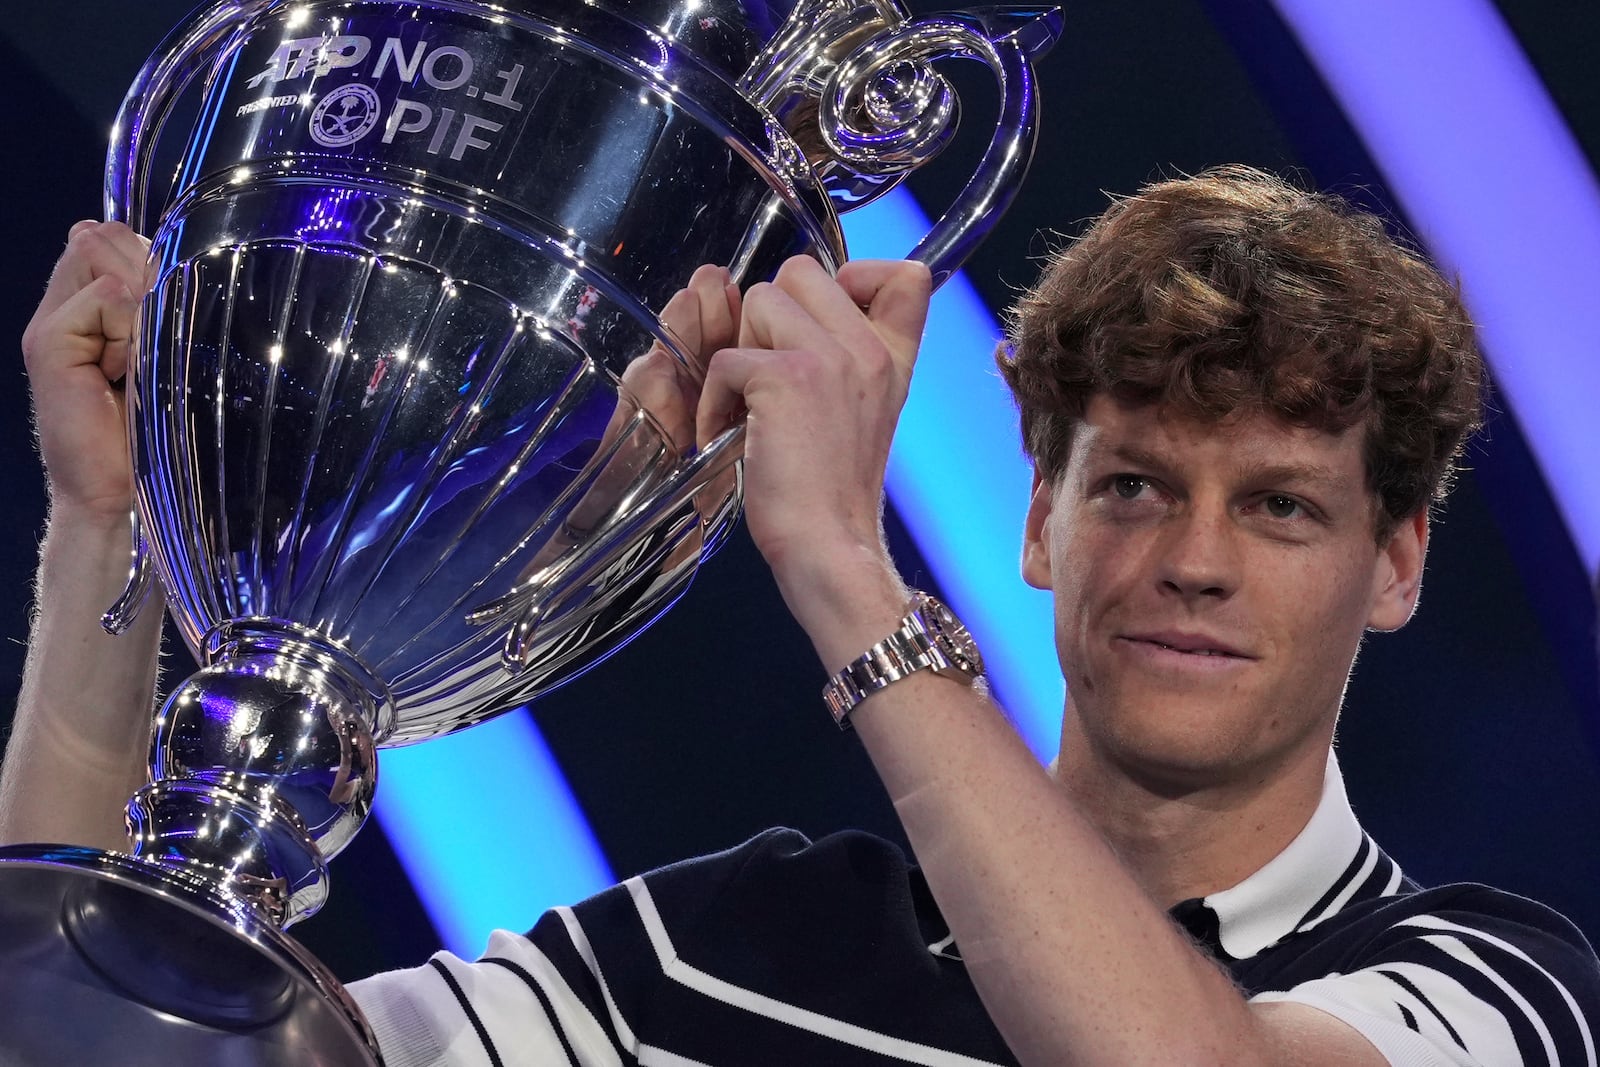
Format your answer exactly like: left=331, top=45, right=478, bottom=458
left=786, top=566, right=1256, bottom=1062
left=0, top=506, right=162, bottom=850
left=849, top=674, right=1389, bottom=1065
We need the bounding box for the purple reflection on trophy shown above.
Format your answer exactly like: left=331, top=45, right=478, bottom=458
left=0, top=1, right=1061, bottom=1062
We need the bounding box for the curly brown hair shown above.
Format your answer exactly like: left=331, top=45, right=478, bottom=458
left=996, top=165, right=1485, bottom=538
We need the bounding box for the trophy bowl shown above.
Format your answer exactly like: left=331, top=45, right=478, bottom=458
left=0, top=0, right=1059, bottom=1061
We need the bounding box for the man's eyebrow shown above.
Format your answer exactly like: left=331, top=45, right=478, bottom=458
left=1234, top=460, right=1348, bottom=491
left=1103, top=444, right=1348, bottom=491
left=1106, top=443, right=1173, bottom=472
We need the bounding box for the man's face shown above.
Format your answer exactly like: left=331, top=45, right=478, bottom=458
left=1023, top=396, right=1427, bottom=791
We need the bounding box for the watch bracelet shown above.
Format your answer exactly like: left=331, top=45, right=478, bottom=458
left=822, top=625, right=941, bottom=727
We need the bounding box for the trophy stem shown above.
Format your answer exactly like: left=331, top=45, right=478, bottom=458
left=129, top=625, right=386, bottom=928
left=127, top=779, right=328, bottom=928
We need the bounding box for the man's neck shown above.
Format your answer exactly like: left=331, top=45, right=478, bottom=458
left=1055, top=733, right=1331, bottom=909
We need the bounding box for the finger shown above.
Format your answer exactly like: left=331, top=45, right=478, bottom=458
left=56, top=274, right=139, bottom=377
left=65, top=222, right=149, bottom=286
left=750, top=257, right=928, bottom=378
left=733, top=267, right=904, bottom=399
left=658, top=264, right=738, bottom=381
left=689, top=265, right=739, bottom=371
left=695, top=346, right=762, bottom=449
left=620, top=342, right=696, bottom=452
left=750, top=256, right=870, bottom=353
left=39, top=223, right=151, bottom=323
left=835, top=259, right=932, bottom=370
left=657, top=283, right=704, bottom=361
left=25, top=273, right=139, bottom=380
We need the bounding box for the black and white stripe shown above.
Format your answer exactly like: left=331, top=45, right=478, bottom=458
left=351, top=797, right=1600, bottom=1066
left=1290, top=833, right=1407, bottom=935
left=1183, top=760, right=1599, bottom=1067
left=427, top=959, right=504, bottom=1067
left=351, top=829, right=1020, bottom=1065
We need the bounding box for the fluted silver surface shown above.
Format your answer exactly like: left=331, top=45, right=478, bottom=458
left=0, top=0, right=1058, bottom=1060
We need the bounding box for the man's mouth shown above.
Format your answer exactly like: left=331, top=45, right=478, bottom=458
left=1122, top=634, right=1253, bottom=659
left=1148, top=641, right=1233, bottom=656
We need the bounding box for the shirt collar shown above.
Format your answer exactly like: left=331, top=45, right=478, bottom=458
left=1181, top=752, right=1399, bottom=961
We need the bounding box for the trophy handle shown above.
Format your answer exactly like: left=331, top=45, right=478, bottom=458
left=100, top=516, right=156, bottom=636
left=467, top=424, right=747, bottom=671
left=98, top=0, right=266, bottom=634
left=821, top=5, right=1063, bottom=286
left=103, top=0, right=267, bottom=230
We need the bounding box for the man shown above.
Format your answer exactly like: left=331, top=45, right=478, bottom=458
left=4, top=166, right=1597, bottom=1065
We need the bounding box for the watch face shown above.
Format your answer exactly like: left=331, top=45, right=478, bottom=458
left=919, top=595, right=985, bottom=676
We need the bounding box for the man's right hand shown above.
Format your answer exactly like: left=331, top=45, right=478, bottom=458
left=22, top=220, right=154, bottom=522
left=0, top=221, right=163, bottom=851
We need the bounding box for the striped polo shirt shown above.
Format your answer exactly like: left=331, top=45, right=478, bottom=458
left=350, top=757, right=1600, bottom=1065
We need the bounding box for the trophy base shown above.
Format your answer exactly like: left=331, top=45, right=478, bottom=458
left=0, top=846, right=381, bottom=1065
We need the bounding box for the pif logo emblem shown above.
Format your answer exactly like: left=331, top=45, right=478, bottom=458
left=309, top=84, right=382, bottom=147
left=245, top=31, right=525, bottom=162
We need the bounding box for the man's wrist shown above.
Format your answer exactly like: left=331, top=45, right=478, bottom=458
left=770, top=543, right=909, bottom=675
left=823, top=592, right=987, bottom=727
left=38, top=501, right=152, bottom=609
left=46, top=498, right=137, bottom=539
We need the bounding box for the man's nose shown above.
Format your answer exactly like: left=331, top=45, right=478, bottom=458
left=1154, top=501, right=1241, bottom=600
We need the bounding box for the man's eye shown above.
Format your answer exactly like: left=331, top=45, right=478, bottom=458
left=1112, top=475, right=1149, bottom=500
left=1264, top=495, right=1302, bottom=519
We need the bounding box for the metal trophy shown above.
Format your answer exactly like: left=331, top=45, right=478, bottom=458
left=0, top=0, right=1058, bottom=1061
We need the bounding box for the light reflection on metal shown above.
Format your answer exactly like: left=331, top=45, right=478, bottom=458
left=0, top=1, right=1061, bottom=1059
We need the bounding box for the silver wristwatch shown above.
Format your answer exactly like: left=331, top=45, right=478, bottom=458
left=822, top=591, right=986, bottom=727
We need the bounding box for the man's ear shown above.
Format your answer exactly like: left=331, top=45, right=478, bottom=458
left=1022, top=468, right=1054, bottom=590
left=1367, top=508, right=1429, bottom=632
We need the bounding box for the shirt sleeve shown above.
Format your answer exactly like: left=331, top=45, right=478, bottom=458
left=345, top=828, right=812, bottom=1067
left=347, top=922, right=633, bottom=1067
left=1249, top=888, right=1600, bottom=1067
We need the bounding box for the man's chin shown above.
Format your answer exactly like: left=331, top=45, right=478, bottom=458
left=1069, top=701, right=1287, bottom=790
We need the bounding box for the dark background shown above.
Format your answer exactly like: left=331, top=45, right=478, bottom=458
left=1, top=0, right=1597, bottom=982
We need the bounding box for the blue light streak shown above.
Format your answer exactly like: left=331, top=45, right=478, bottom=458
left=844, top=191, right=1062, bottom=761
left=1269, top=0, right=1600, bottom=579
left=373, top=712, right=614, bottom=959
